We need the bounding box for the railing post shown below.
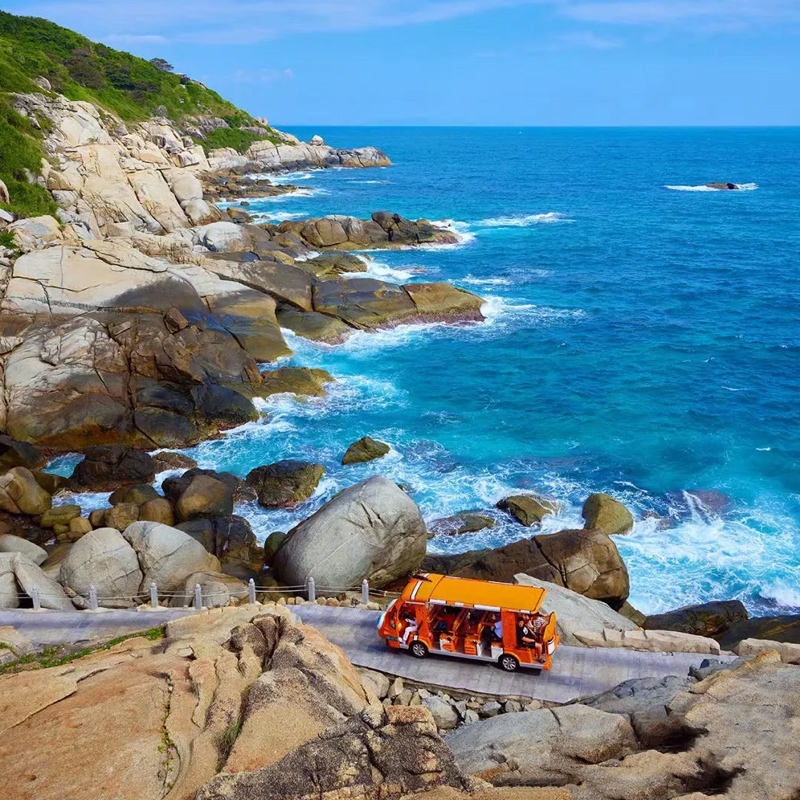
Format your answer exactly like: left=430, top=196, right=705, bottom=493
left=31, top=585, right=41, bottom=611
left=362, top=579, right=370, bottom=605
left=150, top=582, right=158, bottom=610
left=307, top=576, right=316, bottom=603
left=194, top=583, right=203, bottom=610
left=89, top=585, right=98, bottom=611
left=248, top=578, right=256, bottom=605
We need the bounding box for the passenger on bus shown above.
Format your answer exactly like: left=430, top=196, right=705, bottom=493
left=492, top=618, right=503, bottom=640
left=517, top=615, right=543, bottom=659
left=400, top=611, right=418, bottom=645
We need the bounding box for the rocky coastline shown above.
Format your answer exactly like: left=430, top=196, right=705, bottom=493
left=1, top=24, right=799, bottom=800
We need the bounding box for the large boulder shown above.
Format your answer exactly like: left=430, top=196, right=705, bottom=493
left=122, top=521, right=220, bottom=592
left=514, top=573, right=637, bottom=646
left=497, top=494, right=558, bottom=526
left=245, top=461, right=325, bottom=508
left=429, top=511, right=497, bottom=537
left=58, top=527, right=143, bottom=607
left=177, top=516, right=263, bottom=577
left=70, top=446, right=155, bottom=492
left=582, top=493, right=634, bottom=536
left=341, top=436, right=390, bottom=465
left=174, top=474, right=234, bottom=521
left=258, top=367, right=333, bottom=398
left=644, top=600, right=748, bottom=639
left=0, top=467, right=52, bottom=516
left=40, top=504, right=82, bottom=529
left=425, top=528, right=630, bottom=608
left=718, top=614, right=800, bottom=648
left=573, top=627, right=721, bottom=655
left=447, top=704, right=638, bottom=787
left=273, top=476, right=427, bottom=591
left=168, top=571, right=249, bottom=608
left=0, top=534, right=48, bottom=565
left=1, top=552, right=73, bottom=610
left=534, top=528, right=630, bottom=608
left=0, top=555, right=19, bottom=608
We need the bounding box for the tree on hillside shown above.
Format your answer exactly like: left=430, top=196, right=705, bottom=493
left=149, top=57, right=173, bottom=73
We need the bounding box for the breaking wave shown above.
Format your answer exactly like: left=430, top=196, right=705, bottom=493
left=665, top=183, right=759, bottom=192
left=477, top=212, right=574, bottom=227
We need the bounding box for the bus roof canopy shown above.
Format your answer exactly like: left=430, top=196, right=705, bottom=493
left=401, top=573, right=546, bottom=613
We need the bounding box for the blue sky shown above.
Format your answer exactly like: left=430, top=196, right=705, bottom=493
left=4, top=0, right=800, bottom=125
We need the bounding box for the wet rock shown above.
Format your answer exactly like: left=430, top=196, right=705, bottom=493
left=152, top=451, right=197, bottom=472
left=274, top=476, right=427, bottom=591
left=644, top=600, right=748, bottom=639
left=258, top=366, right=333, bottom=397
left=582, top=493, right=634, bottom=536
left=245, top=461, right=325, bottom=508
left=497, top=494, right=559, bottom=526
left=274, top=307, right=352, bottom=344
left=429, top=511, right=497, bottom=537
left=69, top=446, right=155, bottom=492
left=342, top=436, right=391, bottom=465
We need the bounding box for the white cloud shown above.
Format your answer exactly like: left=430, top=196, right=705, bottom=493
left=11, top=0, right=800, bottom=45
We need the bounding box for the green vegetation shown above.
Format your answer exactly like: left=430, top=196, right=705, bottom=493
left=0, top=231, right=17, bottom=249
left=217, top=720, right=243, bottom=770
left=195, top=126, right=280, bottom=155
left=0, top=625, right=165, bottom=675
left=0, top=10, right=281, bottom=217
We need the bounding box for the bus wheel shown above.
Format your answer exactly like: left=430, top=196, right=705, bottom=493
left=499, top=653, right=519, bottom=672
left=410, top=640, right=428, bottom=659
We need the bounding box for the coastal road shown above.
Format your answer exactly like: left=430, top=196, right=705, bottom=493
left=0, top=605, right=730, bottom=703
left=293, top=605, right=729, bottom=703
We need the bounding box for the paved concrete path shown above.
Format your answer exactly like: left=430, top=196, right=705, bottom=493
left=293, top=605, right=730, bottom=703
left=0, top=608, right=194, bottom=647
left=0, top=605, right=730, bottom=703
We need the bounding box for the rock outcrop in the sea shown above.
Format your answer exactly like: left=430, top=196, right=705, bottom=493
left=644, top=599, right=749, bottom=638
left=245, top=461, right=325, bottom=508
left=273, top=476, right=428, bottom=592
left=582, top=493, right=634, bottom=536
left=423, top=526, right=630, bottom=608
left=342, top=436, right=391, bottom=465
left=497, top=493, right=559, bottom=526
left=429, top=511, right=498, bottom=537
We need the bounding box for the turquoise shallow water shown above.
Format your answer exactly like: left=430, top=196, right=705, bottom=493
left=60, top=127, right=800, bottom=615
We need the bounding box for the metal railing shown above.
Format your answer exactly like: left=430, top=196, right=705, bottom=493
left=8, top=576, right=401, bottom=613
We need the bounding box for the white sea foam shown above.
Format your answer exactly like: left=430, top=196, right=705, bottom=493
left=481, top=296, right=587, bottom=329
left=428, top=219, right=477, bottom=248
left=461, top=276, right=512, bottom=287
left=254, top=210, right=306, bottom=222
left=477, top=212, right=574, bottom=227
left=665, top=183, right=759, bottom=192
left=270, top=171, right=316, bottom=184
left=343, top=259, right=424, bottom=282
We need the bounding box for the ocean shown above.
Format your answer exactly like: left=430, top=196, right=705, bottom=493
left=61, top=127, right=800, bottom=616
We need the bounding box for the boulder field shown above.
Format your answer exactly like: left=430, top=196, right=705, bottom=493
left=0, top=91, right=483, bottom=453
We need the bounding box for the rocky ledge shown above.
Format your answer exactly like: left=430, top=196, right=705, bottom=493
left=0, top=91, right=481, bottom=452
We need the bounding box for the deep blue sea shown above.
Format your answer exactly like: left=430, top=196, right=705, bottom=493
left=62, top=127, right=800, bottom=616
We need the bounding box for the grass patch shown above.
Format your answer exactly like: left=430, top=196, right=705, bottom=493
left=194, top=126, right=280, bottom=155
left=217, top=720, right=243, bottom=770
left=0, top=230, right=16, bottom=248
left=0, top=625, right=165, bottom=675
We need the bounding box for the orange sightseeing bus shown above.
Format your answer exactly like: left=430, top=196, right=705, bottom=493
left=377, top=573, right=559, bottom=672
